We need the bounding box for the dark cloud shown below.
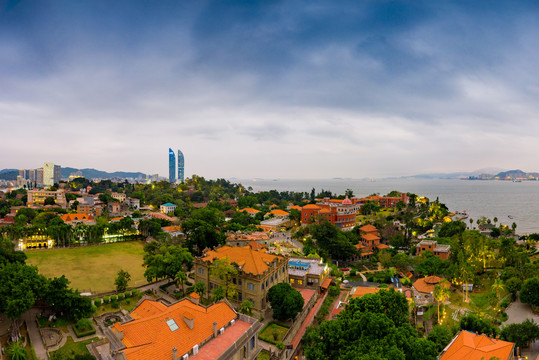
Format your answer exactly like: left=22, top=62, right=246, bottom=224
left=1, top=1, right=539, bottom=177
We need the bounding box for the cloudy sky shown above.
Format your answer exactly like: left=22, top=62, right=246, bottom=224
left=2, top=1, right=539, bottom=179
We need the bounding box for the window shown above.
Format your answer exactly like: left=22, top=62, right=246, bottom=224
left=247, top=283, right=255, bottom=291
left=238, top=292, right=243, bottom=301
left=262, top=283, right=265, bottom=290
left=210, top=283, right=214, bottom=290
left=166, top=319, right=179, bottom=332
left=232, top=278, right=237, bottom=285
left=250, top=336, right=255, bottom=350
left=290, top=278, right=295, bottom=284
left=298, top=280, right=303, bottom=285
left=198, top=268, right=204, bottom=275
left=239, top=279, right=242, bottom=286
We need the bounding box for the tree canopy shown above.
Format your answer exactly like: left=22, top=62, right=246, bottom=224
left=267, top=282, right=304, bottom=321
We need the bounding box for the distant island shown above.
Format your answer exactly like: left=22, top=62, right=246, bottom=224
left=467, top=169, right=539, bottom=181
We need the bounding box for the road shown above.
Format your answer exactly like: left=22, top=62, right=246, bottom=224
left=505, top=299, right=539, bottom=359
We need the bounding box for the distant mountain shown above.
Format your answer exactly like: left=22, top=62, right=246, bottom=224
left=494, top=169, right=539, bottom=180
left=0, top=167, right=146, bottom=181
left=392, top=168, right=507, bottom=180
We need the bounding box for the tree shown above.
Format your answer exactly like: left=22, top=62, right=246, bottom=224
left=175, top=270, right=187, bottom=294
left=239, top=300, right=254, bottom=316
left=143, top=245, right=193, bottom=282
left=520, top=277, right=539, bottom=307
left=194, top=281, right=206, bottom=297
left=427, top=325, right=453, bottom=352
left=210, top=257, right=238, bottom=300
left=500, top=319, right=539, bottom=348
left=44, top=196, right=56, bottom=205
left=268, top=283, right=304, bottom=321
left=0, top=263, right=45, bottom=341
left=491, top=279, right=505, bottom=300
left=212, top=286, right=225, bottom=302
left=459, top=314, right=497, bottom=336
left=433, top=285, right=444, bottom=324
left=7, top=341, right=27, bottom=360
left=505, top=277, right=522, bottom=296
left=115, top=269, right=131, bottom=293
left=438, top=221, right=466, bottom=238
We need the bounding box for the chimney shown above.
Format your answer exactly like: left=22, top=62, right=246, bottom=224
left=172, top=347, right=177, bottom=360
left=213, top=321, right=218, bottom=337
left=183, top=312, right=194, bottom=330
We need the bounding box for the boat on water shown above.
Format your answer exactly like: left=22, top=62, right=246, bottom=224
left=508, top=215, right=513, bottom=219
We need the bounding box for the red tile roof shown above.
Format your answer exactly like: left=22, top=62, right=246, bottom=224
left=302, top=204, right=321, bottom=210
left=61, top=213, right=94, bottom=222
left=240, top=208, right=260, bottom=214
left=412, top=276, right=449, bottom=294
left=359, top=224, right=377, bottom=233
left=113, top=299, right=237, bottom=360
left=202, top=246, right=283, bottom=276
left=439, top=330, right=515, bottom=360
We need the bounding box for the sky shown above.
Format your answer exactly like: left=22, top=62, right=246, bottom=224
left=2, top=0, right=539, bottom=179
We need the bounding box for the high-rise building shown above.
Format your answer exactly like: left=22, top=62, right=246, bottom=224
left=168, top=148, right=176, bottom=183
left=177, top=148, right=184, bottom=182
left=43, top=162, right=61, bottom=187
left=19, top=169, right=26, bottom=180
left=28, top=169, right=36, bottom=186
left=36, top=169, right=44, bottom=187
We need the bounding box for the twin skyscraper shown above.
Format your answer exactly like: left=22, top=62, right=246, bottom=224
left=168, top=148, right=185, bottom=183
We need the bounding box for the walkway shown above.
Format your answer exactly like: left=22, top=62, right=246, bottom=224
left=291, top=293, right=327, bottom=349
left=22, top=309, right=47, bottom=360
left=505, top=299, right=539, bottom=359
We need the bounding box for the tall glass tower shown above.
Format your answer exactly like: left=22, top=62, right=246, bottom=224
left=168, top=148, right=176, bottom=183
left=177, top=149, right=184, bottom=182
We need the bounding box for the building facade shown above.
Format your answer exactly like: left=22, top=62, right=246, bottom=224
left=301, top=196, right=359, bottom=231
left=169, top=148, right=176, bottom=183
left=43, top=162, right=61, bottom=187
left=36, top=169, right=44, bottom=187
left=194, top=246, right=288, bottom=318
left=178, top=148, right=184, bottom=182
left=27, top=189, right=67, bottom=207
left=417, top=240, right=451, bottom=260
left=288, top=257, right=330, bottom=290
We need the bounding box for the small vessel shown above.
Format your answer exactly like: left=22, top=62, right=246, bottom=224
left=508, top=215, right=513, bottom=219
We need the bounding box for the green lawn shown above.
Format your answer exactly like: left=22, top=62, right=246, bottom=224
left=26, top=242, right=147, bottom=293
left=258, top=322, right=290, bottom=344
left=50, top=336, right=99, bottom=359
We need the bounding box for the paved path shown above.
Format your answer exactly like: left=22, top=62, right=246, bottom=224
left=291, top=293, right=327, bottom=349
left=505, top=299, right=539, bottom=359
left=22, top=310, right=47, bottom=360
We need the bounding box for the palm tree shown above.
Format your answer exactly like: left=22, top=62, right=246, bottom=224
left=469, top=218, right=474, bottom=229
left=493, top=217, right=498, bottom=225
left=433, top=285, right=443, bottom=324
left=175, top=270, right=187, bottom=294
left=492, top=279, right=505, bottom=300
left=7, top=341, right=27, bottom=360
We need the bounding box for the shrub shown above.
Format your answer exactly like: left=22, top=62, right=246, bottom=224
left=117, top=293, right=124, bottom=301
left=501, top=299, right=511, bottom=309
left=123, top=291, right=130, bottom=299
left=110, top=295, right=117, bottom=302
left=93, top=298, right=101, bottom=307
left=131, top=289, right=138, bottom=297
left=73, top=318, right=96, bottom=338
left=111, top=300, right=119, bottom=309
left=126, top=299, right=131, bottom=305
left=102, top=296, right=110, bottom=304
left=276, top=342, right=284, bottom=350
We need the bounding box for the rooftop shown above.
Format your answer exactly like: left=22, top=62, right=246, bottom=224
left=113, top=299, right=239, bottom=360
left=439, top=330, right=515, bottom=360
left=201, top=246, right=283, bottom=276
left=413, top=276, right=449, bottom=294
left=288, top=258, right=326, bottom=276
left=359, top=224, right=378, bottom=233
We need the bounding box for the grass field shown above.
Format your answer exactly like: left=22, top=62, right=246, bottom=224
left=26, top=241, right=147, bottom=294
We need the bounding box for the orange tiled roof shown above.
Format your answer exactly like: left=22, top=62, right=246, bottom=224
left=113, top=299, right=237, bottom=360
left=240, top=208, right=260, bottom=214
left=350, top=287, right=380, bottom=298
left=289, top=205, right=302, bottom=211
left=302, top=204, right=321, bottom=210
left=162, top=226, right=182, bottom=232
left=190, top=292, right=200, bottom=299
left=412, top=276, right=449, bottom=294
left=247, top=241, right=266, bottom=251
left=270, top=209, right=288, bottom=216
left=355, top=243, right=366, bottom=250
left=319, top=208, right=332, bottom=213
left=362, top=233, right=380, bottom=241
left=359, top=224, right=378, bottom=233
left=110, top=217, right=123, bottom=222
left=269, top=204, right=278, bottom=208
left=440, top=330, right=514, bottom=360
left=376, top=243, right=390, bottom=250
left=202, top=246, right=283, bottom=275
left=61, top=213, right=94, bottom=222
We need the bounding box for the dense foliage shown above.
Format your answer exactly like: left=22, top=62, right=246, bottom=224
left=303, top=290, right=438, bottom=360
left=267, top=282, right=305, bottom=321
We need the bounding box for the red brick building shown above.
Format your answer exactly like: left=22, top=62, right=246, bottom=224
left=301, top=196, right=358, bottom=231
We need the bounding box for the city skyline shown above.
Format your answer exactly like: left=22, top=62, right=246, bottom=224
left=2, top=2, right=539, bottom=178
